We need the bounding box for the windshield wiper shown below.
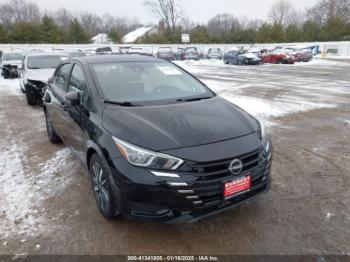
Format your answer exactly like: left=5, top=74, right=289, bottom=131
left=104, top=99, right=142, bottom=107
left=176, top=96, right=212, bottom=103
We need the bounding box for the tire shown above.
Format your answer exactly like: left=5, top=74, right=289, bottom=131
left=276, top=59, right=283, bottom=64
left=44, top=110, right=62, bottom=144
left=25, top=85, right=38, bottom=105
left=89, top=153, right=120, bottom=220
left=224, top=58, right=229, bottom=64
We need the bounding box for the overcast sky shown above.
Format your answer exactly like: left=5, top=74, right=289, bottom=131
left=28, top=0, right=319, bottom=24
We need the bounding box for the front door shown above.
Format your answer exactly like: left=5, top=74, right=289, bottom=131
left=48, top=62, right=72, bottom=141
left=64, top=63, right=92, bottom=161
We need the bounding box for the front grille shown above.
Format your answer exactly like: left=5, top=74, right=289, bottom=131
left=177, top=148, right=271, bottom=208
left=179, top=149, right=260, bottom=182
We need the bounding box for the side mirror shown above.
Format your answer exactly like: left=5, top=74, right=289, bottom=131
left=65, top=90, right=81, bottom=106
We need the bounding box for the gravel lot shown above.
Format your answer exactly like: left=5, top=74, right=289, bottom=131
left=0, top=59, right=349, bottom=255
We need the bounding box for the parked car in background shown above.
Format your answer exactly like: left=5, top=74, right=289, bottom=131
left=128, top=47, right=152, bottom=56
left=96, top=47, right=112, bottom=54
left=184, top=47, right=201, bottom=60
left=20, top=52, right=68, bottom=105
left=175, top=48, right=185, bottom=60
left=156, top=47, right=175, bottom=61
left=240, top=52, right=262, bottom=65
left=66, top=51, right=87, bottom=58
left=207, top=48, right=222, bottom=60
left=1, top=51, right=23, bottom=79
left=262, top=50, right=294, bottom=64
left=223, top=50, right=245, bottom=65
left=301, top=49, right=313, bottom=62
left=43, top=55, right=272, bottom=223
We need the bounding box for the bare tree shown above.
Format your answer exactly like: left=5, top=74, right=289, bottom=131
left=308, top=0, right=350, bottom=23
left=268, top=0, right=295, bottom=26
left=0, top=3, right=14, bottom=24
left=79, top=12, right=103, bottom=36
left=53, top=8, right=73, bottom=28
left=180, top=17, right=196, bottom=32
left=144, top=0, right=182, bottom=30
left=0, top=0, right=40, bottom=24
left=207, top=13, right=239, bottom=34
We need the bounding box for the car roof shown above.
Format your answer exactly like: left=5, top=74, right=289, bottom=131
left=71, top=54, right=163, bottom=64
left=26, top=52, right=68, bottom=57
left=3, top=50, right=23, bottom=54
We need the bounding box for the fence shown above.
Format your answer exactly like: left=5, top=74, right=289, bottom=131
left=0, top=41, right=350, bottom=57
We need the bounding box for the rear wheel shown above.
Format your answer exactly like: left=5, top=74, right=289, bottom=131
left=224, top=58, right=229, bottom=64
left=276, top=59, right=283, bottom=64
left=3, top=70, right=8, bottom=79
left=45, top=110, right=62, bottom=144
left=25, top=85, right=38, bottom=105
left=89, top=154, right=120, bottom=220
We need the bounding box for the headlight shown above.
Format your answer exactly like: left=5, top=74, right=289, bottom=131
left=258, top=119, right=266, bottom=140
left=112, top=137, right=184, bottom=170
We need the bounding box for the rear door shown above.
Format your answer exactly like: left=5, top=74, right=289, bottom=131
left=48, top=62, right=72, bottom=141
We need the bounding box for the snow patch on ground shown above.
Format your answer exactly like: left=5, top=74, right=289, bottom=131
left=0, top=147, right=75, bottom=239
left=0, top=79, right=23, bottom=96
left=341, top=119, right=350, bottom=125
left=176, top=59, right=348, bottom=123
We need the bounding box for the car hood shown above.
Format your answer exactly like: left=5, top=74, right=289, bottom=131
left=2, top=60, right=22, bottom=66
left=26, top=68, right=55, bottom=83
left=103, top=96, right=258, bottom=151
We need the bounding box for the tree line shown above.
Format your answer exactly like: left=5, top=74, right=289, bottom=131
left=0, top=0, right=349, bottom=44
left=0, top=0, right=141, bottom=43
left=138, top=0, right=350, bottom=44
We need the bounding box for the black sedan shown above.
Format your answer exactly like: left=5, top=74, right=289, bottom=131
left=43, top=55, right=272, bottom=223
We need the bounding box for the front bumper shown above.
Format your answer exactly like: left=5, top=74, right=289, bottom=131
left=108, top=139, right=272, bottom=223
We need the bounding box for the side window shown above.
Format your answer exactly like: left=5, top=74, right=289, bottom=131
left=68, top=64, right=90, bottom=106
left=55, top=63, right=71, bottom=92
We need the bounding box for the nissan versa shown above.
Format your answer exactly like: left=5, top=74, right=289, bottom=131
left=43, top=55, right=272, bottom=223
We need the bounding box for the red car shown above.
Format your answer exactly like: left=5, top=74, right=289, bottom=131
left=262, top=51, right=294, bottom=64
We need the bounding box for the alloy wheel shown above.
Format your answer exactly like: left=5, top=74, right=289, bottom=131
left=92, top=162, right=110, bottom=212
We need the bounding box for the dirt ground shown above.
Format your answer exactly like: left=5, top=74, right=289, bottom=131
left=0, top=59, right=349, bottom=255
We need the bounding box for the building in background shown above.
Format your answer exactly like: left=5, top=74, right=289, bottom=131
left=122, top=25, right=158, bottom=44
left=91, top=34, right=113, bottom=45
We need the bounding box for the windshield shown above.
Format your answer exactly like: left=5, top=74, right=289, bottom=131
left=209, top=49, right=220, bottom=54
left=3, top=53, right=23, bottom=60
left=91, top=61, right=214, bottom=105
left=27, top=55, right=66, bottom=69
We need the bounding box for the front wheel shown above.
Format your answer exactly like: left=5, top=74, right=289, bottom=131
left=25, top=85, right=38, bottom=105
left=45, top=110, right=62, bottom=144
left=89, top=154, right=120, bottom=220
left=224, top=58, right=229, bottom=64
